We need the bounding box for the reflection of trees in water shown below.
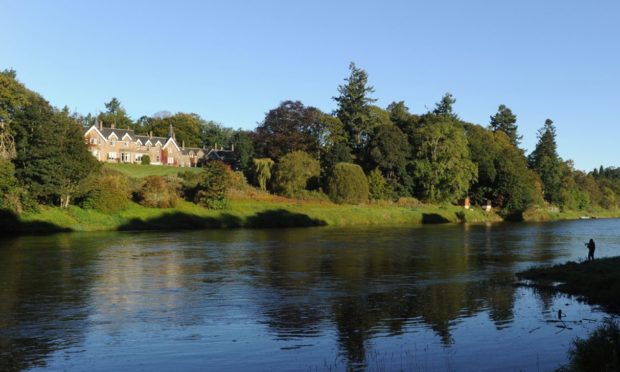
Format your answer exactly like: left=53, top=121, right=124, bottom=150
left=248, top=226, right=527, bottom=369
left=0, top=234, right=99, bottom=371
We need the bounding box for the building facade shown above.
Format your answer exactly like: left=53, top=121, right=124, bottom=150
left=84, top=122, right=205, bottom=167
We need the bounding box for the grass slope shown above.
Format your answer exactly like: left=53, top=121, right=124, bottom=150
left=104, top=163, right=202, bottom=179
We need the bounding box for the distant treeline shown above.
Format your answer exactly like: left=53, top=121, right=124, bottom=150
left=0, top=65, right=619, bottom=216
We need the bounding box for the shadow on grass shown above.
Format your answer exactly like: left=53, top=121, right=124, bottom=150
left=0, top=209, right=72, bottom=236
left=117, top=208, right=326, bottom=231
left=421, top=213, right=451, bottom=224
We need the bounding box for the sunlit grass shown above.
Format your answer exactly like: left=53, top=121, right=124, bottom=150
left=104, top=163, right=202, bottom=179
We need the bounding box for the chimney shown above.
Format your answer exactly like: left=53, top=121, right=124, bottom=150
left=215, top=143, right=218, bottom=151
left=182, top=140, right=185, bottom=149
left=231, top=143, right=234, bottom=151
left=149, top=131, right=153, bottom=139
left=111, top=123, right=116, bottom=129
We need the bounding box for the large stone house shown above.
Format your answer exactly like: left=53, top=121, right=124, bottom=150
left=84, top=121, right=205, bottom=167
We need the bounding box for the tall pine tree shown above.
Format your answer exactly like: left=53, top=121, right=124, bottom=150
left=528, top=119, right=562, bottom=204
left=333, top=62, right=377, bottom=159
left=489, top=104, right=521, bottom=147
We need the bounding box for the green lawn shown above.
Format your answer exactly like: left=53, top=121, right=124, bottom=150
left=104, top=162, right=202, bottom=179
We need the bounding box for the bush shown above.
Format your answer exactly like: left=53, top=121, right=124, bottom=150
left=0, top=159, right=22, bottom=212
left=367, top=168, right=393, bottom=201
left=272, top=151, right=320, bottom=197
left=141, top=155, right=150, bottom=165
left=78, top=170, right=132, bottom=213
left=137, top=175, right=177, bottom=208
left=558, top=318, right=620, bottom=372
left=327, top=162, right=368, bottom=204
left=194, top=160, right=231, bottom=209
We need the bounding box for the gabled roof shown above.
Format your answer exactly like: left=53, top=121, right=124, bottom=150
left=101, top=128, right=133, bottom=140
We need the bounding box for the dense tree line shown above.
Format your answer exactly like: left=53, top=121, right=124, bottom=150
left=1, top=66, right=619, bottom=216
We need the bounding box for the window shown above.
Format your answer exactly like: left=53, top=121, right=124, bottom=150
left=121, top=152, right=130, bottom=162
left=90, top=137, right=98, bottom=145
left=108, top=152, right=117, bottom=160
left=156, top=155, right=160, bottom=163
left=110, top=140, right=116, bottom=147
left=167, top=156, right=174, bottom=165
left=124, top=141, right=129, bottom=147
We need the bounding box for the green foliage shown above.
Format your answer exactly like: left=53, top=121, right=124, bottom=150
left=489, top=104, right=521, bottom=147
left=333, top=62, right=377, bottom=156
left=367, top=168, right=393, bottom=201
left=141, top=155, right=150, bottom=165
left=559, top=319, right=620, bottom=372
left=12, top=96, right=99, bottom=207
left=0, top=159, right=21, bottom=212
left=98, top=97, right=134, bottom=129
left=201, top=120, right=233, bottom=147
left=412, top=114, right=477, bottom=203
left=327, top=162, right=369, bottom=204
left=253, top=158, right=275, bottom=191
left=366, top=123, right=412, bottom=196
left=231, top=130, right=254, bottom=171
left=272, top=151, right=320, bottom=197
left=194, top=160, right=231, bottom=209
left=137, top=175, right=177, bottom=208
left=466, top=125, right=539, bottom=213
left=78, top=170, right=132, bottom=213
left=528, top=119, right=562, bottom=204
left=432, top=93, right=458, bottom=119
left=138, top=112, right=204, bottom=148
left=253, top=101, right=325, bottom=161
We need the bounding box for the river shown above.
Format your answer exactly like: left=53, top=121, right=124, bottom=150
left=1, top=219, right=619, bottom=371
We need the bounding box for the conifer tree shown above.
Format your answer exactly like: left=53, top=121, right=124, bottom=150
left=489, top=104, right=521, bottom=147
left=528, top=119, right=562, bottom=204
left=333, top=63, right=377, bottom=158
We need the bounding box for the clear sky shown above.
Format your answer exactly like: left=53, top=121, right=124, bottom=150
left=2, top=0, right=618, bottom=171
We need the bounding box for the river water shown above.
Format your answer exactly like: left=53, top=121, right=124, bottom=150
left=1, top=219, right=619, bottom=371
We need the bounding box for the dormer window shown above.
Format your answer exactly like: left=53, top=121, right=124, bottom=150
left=124, top=141, right=129, bottom=147
left=110, top=139, right=116, bottom=146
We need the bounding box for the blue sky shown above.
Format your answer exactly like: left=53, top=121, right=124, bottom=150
left=2, top=0, right=618, bottom=171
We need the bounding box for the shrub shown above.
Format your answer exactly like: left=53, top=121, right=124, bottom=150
left=137, top=175, right=177, bottom=208
left=141, top=155, right=150, bottom=165
left=367, top=168, right=393, bottom=201
left=194, top=160, right=231, bottom=209
left=272, top=151, right=320, bottom=197
left=327, top=162, right=368, bottom=204
left=558, top=318, right=620, bottom=372
left=0, top=159, right=22, bottom=212
left=396, top=197, right=421, bottom=207
left=78, top=170, right=132, bottom=213
left=253, top=158, right=274, bottom=191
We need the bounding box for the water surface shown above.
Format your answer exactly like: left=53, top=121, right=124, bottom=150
left=1, top=219, right=619, bottom=371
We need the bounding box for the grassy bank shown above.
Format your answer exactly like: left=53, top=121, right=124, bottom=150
left=12, top=196, right=502, bottom=234
left=104, top=163, right=202, bottom=179
left=516, top=256, right=620, bottom=313
left=521, top=206, right=620, bottom=222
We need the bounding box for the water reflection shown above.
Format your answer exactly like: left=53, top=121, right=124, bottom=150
left=0, top=219, right=618, bottom=371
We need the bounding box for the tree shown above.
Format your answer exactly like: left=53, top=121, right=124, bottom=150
left=194, top=161, right=232, bottom=209
left=412, top=114, right=477, bottom=203
left=327, top=163, right=369, bottom=204
left=12, top=96, right=99, bottom=207
left=142, top=113, right=204, bottom=148
left=201, top=120, right=233, bottom=148
left=366, top=123, right=412, bottom=196
left=528, top=119, right=562, bottom=204
left=272, top=151, right=320, bottom=197
left=489, top=104, right=521, bottom=147
left=432, top=93, right=458, bottom=119
left=333, top=62, right=377, bottom=157
left=0, top=159, right=20, bottom=211
left=98, top=97, right=134, bottom=129
left=466, top=124, right=538, bottom=213
left=253, top=101, right=325, bottom=161
left=231, top=130, right=254, bottom=172
left=367, top=168, right=392, bottom=201
left=253, top=158, right=275, bottom=191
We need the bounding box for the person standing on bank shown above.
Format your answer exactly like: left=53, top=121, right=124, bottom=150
left=585, top=239, right=596, bottom=261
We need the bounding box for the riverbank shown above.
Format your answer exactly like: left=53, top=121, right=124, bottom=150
left=3, top=197, right=502, bottom=235
left=516, top=256, right=620, bottom=313
left=3, top=191, right=620, bottom=236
